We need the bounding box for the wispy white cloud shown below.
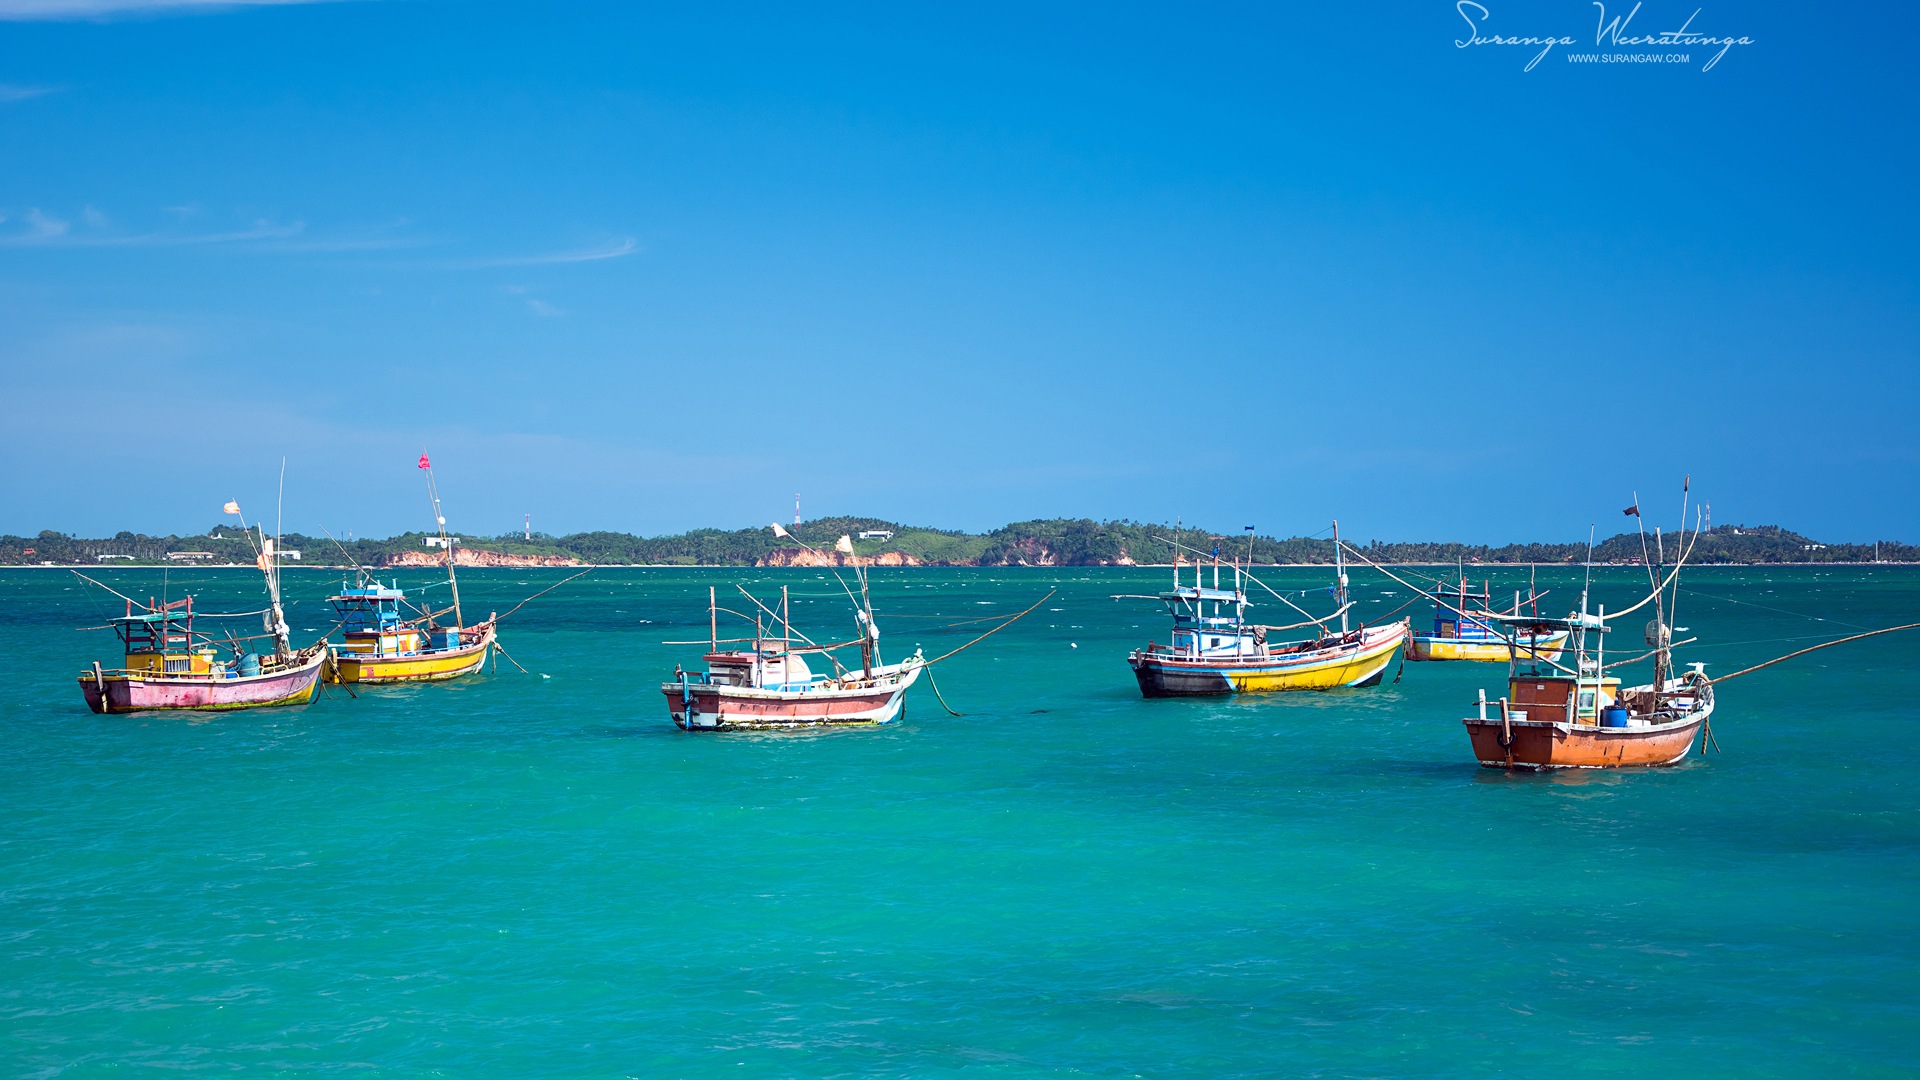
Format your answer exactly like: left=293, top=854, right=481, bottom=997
left=454, top=237, right=639, bottom=269
left=494, top=284, right=567, bottom=318
left=0, top=210, right=305, bottom=247
left=0, top=208, right=434, bottom=252
left=0, top=83, right=57, bottom=101
left=0, top=0, right=342, bottom=21
left=12, top=209, right=71, bottom=242
left=0, top=205, right=630, bottom=268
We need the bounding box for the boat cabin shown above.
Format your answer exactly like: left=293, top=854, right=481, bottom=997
left=329, top=581, right=434, bottom=656
left=112, top=598, right=225, bottom=675
left=1160, top=586, right=1261, bottom=659
left=1429, top=580, right=1498, bottom=641
left=1508, top=671, right=1620, bottom=723
left=701, top=646, right=818, bottom=691
left=113, top=598, right=213, bottom=673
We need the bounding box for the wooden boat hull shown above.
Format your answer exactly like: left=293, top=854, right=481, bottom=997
left=78, top=652, right=326, bottom=714
left=328, top=627, right=495, bottom=684
left=1462, top=680, right=1713, bottom=769
left=1128, top=623, right=1407, bottom=697
left=665, top=661, right=923, bottom=731
left=1408, top=629, right=1568, bottom=663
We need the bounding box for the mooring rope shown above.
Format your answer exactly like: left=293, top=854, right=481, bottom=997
left=1708, top=622, right=1920, bottom=685
left=923, top=664, right=964, bottom=717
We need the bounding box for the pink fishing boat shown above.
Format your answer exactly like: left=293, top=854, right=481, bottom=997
left=79, top=596, right=328, bottom=713
left=76, top=498, right=327, bottom=715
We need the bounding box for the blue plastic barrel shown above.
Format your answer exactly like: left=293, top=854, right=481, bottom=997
left=1600, top=706, right=1630, bottom=728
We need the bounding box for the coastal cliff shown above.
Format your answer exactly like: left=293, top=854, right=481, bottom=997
left=757, top=548, right=922, bottom=568
left=974, top=537, right=1137, bottom=567
left=379, top=549, right=585, bottom=569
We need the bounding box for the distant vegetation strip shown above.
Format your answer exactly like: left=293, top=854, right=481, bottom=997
left=4, top=518, right=1912, bottom=567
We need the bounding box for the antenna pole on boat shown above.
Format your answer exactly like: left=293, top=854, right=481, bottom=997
left=1664, top=476, right=1695, bottom=689
left=1240, top=524, right=1254, bottom=631
left=423, top=454, right=463, bottom=629
left=1332, top=520, right=1349, bottom=635
left=709, top=586, right=717, bottom=654
left=1173, top=516, right=1182, bottom=588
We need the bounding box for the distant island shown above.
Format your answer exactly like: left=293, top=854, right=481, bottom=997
left=3, top=517, right=1912, bottom=568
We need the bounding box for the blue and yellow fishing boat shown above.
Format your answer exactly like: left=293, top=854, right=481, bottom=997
left=324, top=452, right=497, bottom=684
left=1406, top=576, right=1568, bottom=662
left=1122, top=521, right=1409, bottom=697
left=324, top=577, right=496, bottom=684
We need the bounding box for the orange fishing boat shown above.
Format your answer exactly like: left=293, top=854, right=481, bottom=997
left=1456, top=494, right=1714, bottom=769
left=1460, top=612, right=1713, bottom=769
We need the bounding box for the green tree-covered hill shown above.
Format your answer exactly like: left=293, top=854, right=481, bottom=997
left=4, top=520, right=1913, bottom=568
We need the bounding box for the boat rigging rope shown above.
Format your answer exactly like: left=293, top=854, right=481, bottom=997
left=1604, top=523, right=1701, bottom=621
left=1337, top=542, right=1583, bottom=678
left=491, top=568, right=594, bottom=624
left=732, top=586, right=850, bottom=677
left=69, top=570, right=148, bottom=610
left=1707, top=622, right=1920, bottom=685
left=1373, top=595, right=1422, bottom=624
left=1246, top=603, right=1354, bottom=634
left=913, top=588, right=1058, bottom=716
left=1603, top=637, right=1700, bottom=670
left=923, top=589, right=1055, bottom=667
left=1681, top=588, right=1875, bottom=632
left=1151, top=533, right=1325, bottom=625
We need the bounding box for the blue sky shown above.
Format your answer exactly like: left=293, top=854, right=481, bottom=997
left=2, top=1, right=1914, bottom=543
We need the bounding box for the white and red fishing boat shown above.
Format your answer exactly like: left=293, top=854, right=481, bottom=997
left=664, top=531, right=923, bottom=731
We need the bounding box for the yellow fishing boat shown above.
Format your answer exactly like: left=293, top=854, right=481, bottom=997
left=1407, top=575, right=1567, bottom=662
left=1122, top=520, right=1409, bottom=697
left=325, top=451, right=498, bottom=685
left=325, top=578, right=496, bottom=684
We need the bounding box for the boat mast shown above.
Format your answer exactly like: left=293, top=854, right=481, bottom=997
left=1577, top=524, right=1596, bottom=664
left=1664, top=477, right=1694, bottom=690
left=1242, top=525, right=1255, bottom=644
left=1332, top=520, right=1349, bottom=635
left=709, top=586, right=717, bottom=654
left=423, top=455, right=463, bottom=629
left=226, top=498, right=290, bottom=660
left=1650, top=527, right=1670, bottom=696
left=857, top=558, right=876, bottom=677
left=261, top=522, right=290, bottom=659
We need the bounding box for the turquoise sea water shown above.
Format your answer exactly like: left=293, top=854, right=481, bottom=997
left=3, top=564, right=1917, bottom=1077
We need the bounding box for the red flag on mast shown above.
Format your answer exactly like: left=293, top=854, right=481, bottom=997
left=418, top=453, right=430, bottom=470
